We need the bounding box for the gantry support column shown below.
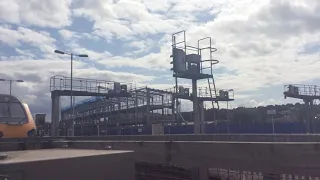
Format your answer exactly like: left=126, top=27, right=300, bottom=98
left=310, top=100, right=315, bottom=133
left=171, top=96, right=175, bottom=122
left=51, top=91, right=61, bottom=136
left=199, top=101, right=205, bottom=134
left=161, top=95, right=164, bottom=116
left=192, top=79, right=200, bottom=134
left=304, top=99, right=314, bottom=133
left=134, top=90, right=138, bottom=123
left=146, top=88, right=150, bottom=124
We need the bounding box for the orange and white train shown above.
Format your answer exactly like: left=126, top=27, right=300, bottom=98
left=0, top=94, right=36, bottom=138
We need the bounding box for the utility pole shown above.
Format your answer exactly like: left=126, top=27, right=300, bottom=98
left=0, top=79, right=24, bottom=95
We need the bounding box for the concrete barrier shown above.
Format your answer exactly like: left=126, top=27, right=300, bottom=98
left=0, top=149, right=134, bottom=180
left=52, top=140, right=320, bottom=176
left=4, top=134, right=320, bottom=143
left=62, top=134, right=320, bottom=142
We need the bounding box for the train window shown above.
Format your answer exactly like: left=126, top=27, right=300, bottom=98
left=0, top=102, right=27, bottom=123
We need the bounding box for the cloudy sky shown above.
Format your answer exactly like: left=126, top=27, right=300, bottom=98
left=0, top=0, right=319, bottom=119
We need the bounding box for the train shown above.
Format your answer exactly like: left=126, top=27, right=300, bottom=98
left=0, top=94, right=36, bottom=138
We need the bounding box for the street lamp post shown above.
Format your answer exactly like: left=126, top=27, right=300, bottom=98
left=54, top=50, right=88, bottom=136
left=0, top=79, right=24, bottom=95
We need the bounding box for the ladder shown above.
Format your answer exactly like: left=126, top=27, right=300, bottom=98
left=207, top=74, right=219, bottom=110
left=197, top=37, right=220, bottom=110
left=197, top=36, right=220, bottom=124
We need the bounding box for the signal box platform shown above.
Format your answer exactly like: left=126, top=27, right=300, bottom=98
left=0, top=149, right=134, bottom=180
left=173, top=72, right=212, bottom=80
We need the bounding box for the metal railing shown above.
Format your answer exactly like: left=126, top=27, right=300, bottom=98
left=50, top=75, right=134, bottom=93
left=284, top=84, right=320, bottom=97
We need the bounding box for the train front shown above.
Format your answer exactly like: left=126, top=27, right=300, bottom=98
left=0, top=94, right=36, bottom=138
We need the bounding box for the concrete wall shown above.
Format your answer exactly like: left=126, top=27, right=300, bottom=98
left=3, top=135, right=320, bottom=179
left=4, top=134, right=320, bottom=143
left=63, top=134, right=320, bottom=142
left=0, top=151, right=134, bottom=180
left=53, top=140, right=320, bottom=177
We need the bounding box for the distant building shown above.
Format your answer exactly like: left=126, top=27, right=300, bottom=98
left=35, top=114, right=46, bottom=125
left=34, top=113, right=47, bottom=136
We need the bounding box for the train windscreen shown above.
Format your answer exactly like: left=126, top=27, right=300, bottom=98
left=0, top=95, right=27, bottom=124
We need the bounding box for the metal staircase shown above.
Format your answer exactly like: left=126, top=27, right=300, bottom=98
left=207, top=68, right=220, bottom=110
left=197, top=36, right=220, bottom=110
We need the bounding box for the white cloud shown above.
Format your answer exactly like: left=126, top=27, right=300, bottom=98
left=1, top=0, right=320, bottom=118
left=0, top=58, right=154, bottom=84
left=141, top=0, right=172, bottom=13
left=82, top=33, right=100, bottom=41
left=0, top=58, right=155, bottom=118
left=183, top=0, right=320, bottom=93
left=0, top=0, right=72, bottom=28
left=0, top=25, right=56, bottom=54
left=58, top=29, right=76, bottom=40
left=98, top=51, right=171, bottom=70
left=73, top=0, right=180, bottom=40
left=15, top=48, right=36, bottom=58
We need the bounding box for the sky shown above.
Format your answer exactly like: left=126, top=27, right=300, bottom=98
left=0, top=0, right=320, bottom=120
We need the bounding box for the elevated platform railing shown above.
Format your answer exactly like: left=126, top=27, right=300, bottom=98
left=50, top=75, right=134, bottom=93
left=160, top=86, right=234, bottom=100
left=284, top=84, right=320, bottom=98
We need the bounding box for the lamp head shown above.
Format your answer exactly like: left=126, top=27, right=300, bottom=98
left=54, top=50, right=65, bottom=54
